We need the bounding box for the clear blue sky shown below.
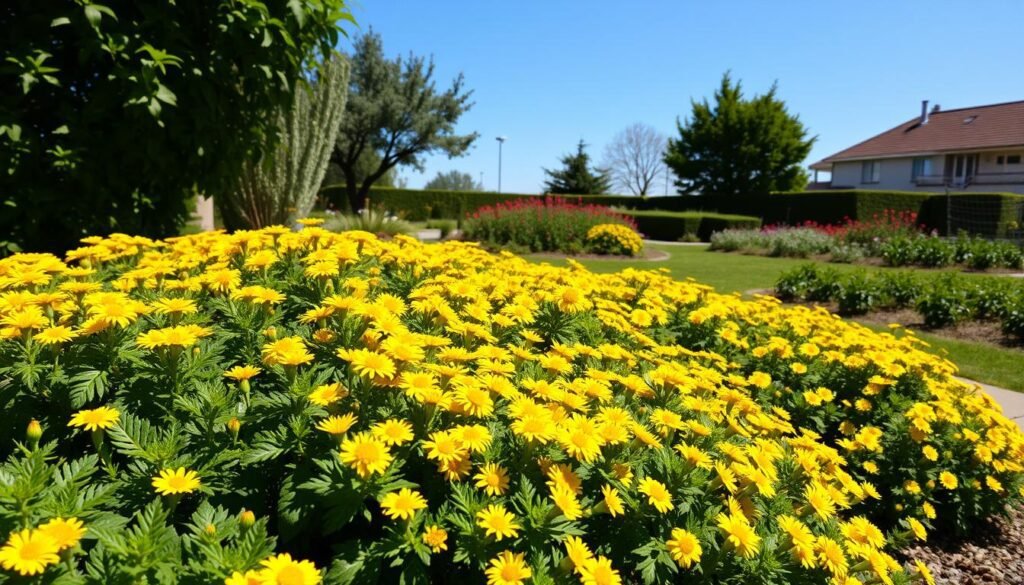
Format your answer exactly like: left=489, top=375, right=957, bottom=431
left=341, top=0, right=1024, bottom=194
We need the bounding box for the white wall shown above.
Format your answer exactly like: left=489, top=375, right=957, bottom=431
left=829, top=156, right=1024, bottom=194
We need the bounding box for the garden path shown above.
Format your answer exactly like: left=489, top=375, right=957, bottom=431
left=961, top=377, right=1024, bottom=431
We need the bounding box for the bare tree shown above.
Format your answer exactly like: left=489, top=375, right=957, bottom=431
left=602, top=123, right=668, bottom=195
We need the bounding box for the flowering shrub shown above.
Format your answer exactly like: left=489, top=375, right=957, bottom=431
left=463, top=196, right=639, bottom=254
left=712, top=211, right=1024, bottom=272
left=0, top=226, right=1021, bottom=584
left=585, top=224, right=644, bottom=257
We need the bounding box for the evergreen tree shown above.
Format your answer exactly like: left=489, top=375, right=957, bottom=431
left=664, top=73, right=814, bottom=196
left=332, top=30, right=477, bottom=212
left=542, top=140, right=611, bottom=194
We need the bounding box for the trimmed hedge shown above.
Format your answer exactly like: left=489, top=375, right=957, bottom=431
left=318, top=185, right=644, bottom=221
left=318, top=185, right=1024, bottom=237
left=621, top=210, right=761, bottom=242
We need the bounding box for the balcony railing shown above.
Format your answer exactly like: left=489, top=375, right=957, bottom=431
left=914, top=172, right=1024, bottom=187
left=972, top=171, right=1024, bottom=185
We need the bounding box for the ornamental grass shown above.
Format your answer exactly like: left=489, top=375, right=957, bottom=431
left=0, top=222, right=1020, bottom=584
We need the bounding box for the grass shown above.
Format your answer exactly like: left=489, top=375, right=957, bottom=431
left=527, top=243, right=1024, bottom=392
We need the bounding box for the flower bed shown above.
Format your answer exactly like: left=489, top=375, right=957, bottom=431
left=0, top=226, right=1021, bottom=584
left=463, top=196, right=640, bottom=254
left=775, top=263, right=1024, bottom=338
left=711, top=211, right=1024, bottom=271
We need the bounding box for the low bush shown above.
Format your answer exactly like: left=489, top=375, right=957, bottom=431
left=775, top=265, right=1024, bottom=340
left=463, top=196, right=638, bottom=254
left=325, top=209, right=414, bottom=236
left=618, top=210, right=760, bottom=242
left=426, top=219, right=458, bottom=238
left=709, top=227, right=832, bottom=258
left=2, top=228, right=1021, bottom=584
left=585, top=223, right=644, bottom=256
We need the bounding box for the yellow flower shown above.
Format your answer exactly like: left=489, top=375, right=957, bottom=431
left=68, top=406, right=120, bottom=431
left=339, top=432, right=392, bottom=478
left=151, top=297, right=198, bottom=316
left=914, top=559, right=936, bottom=585
left=152, top=467, right=201, bottom=496
left=0, top=529, right=59, bottom=576
left=225, top=365, right=262, bottom=381
left=474, top=463, right=510, bottom=496
left=346, top=348, right=397, bottom=379
left=224, top=570, right=262, bottom=585
left=371, top=419, right=414, bottom=446
left=261, top=336, right=313, bottom=367
left=666, top=528, right=702, bottom=568
left=599, top=484, right=624, bottom=516
left=638, top=477, right=673, bottom=513
left=308, top=382, right=348, bottom=407
left=939, top=471, right=958, bottom=490
left=379, top=488, right=427, bottom=521
left=36, top=517, right=86, bottom=550
left=257, top=553, right=321, bottom=585
left=35, top=325, right=77, bottom=345
left=716, top=513, right=760, bottom=559
left=551, top=484, right=583, bottom=520
left=316, top=413, right=358, bottom=436
left=476, top=504, right=521, bottom=541
left=579, top=555, right=621, bottom=585
left=907, top=517, right=927, bottom=541
left=485, top=550, right=532, bottom=585
left=422, top=430, right=467, bottom=465
left=815, top=536, right=847, bottom=577
left=422, top=525, right=448, bottom=553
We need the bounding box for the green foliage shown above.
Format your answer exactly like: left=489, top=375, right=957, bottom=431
left=423, top=170, right=482, bottom=192
left=621, top=211, right=760, bottom=242
left=664, top=73, right=813, bottom=196
left=331, top=30, right=477, bottom=213
left=542, top=140, right=612, bottom=195
left=0, top=0, right=353, bottom=253
left=776, top=264, right=1024, bottom=340
left=221, top=54, right=350, bottom=229
left=463, top=197, right=637, bottom=254
left=327, top=209, right=414, bottom=236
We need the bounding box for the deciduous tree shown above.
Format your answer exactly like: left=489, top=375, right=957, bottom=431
left=602, top=123, right=667, bottom=195
left=423, top=170, right=481, bottom=191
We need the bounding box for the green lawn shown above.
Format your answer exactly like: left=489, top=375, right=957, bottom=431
left=527, top=244, right=1024, bottom=392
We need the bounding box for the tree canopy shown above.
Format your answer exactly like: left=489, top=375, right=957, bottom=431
left=664, top=73, right=814, bottom=196
left=542, top=140, right=611, bottom=195
left=0, top=0, right=352, bottom=253
left=331, top=30, right=477, bottom=213
left=423, top=170, right=481, bottom=191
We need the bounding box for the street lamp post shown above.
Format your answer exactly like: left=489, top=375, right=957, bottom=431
left=496, top=136, right=507, bottom=193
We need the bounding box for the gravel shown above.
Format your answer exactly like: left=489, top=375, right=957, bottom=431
left=902, top=505, right=1024, bottom=584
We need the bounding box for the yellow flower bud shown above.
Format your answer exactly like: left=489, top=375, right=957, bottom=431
left=239, top=509, right=256, bottom=529
left=228, top=417, right=241, bottom=436
left=26, top=419, right=42, bottom=445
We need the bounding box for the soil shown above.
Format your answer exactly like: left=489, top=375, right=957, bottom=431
left=902, top=505, right=1024, bottom=584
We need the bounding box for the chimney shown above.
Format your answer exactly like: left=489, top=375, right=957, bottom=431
left=920, top=100, right=930, bottom=125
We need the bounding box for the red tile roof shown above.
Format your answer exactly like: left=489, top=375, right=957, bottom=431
left=812, top=100, right=1024, bottom=170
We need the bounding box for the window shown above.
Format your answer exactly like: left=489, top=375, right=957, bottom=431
left=1008, top=155, right=1022, bottom=165
left=861, top=161, right=880, bottom=183
left=911, top=158, right=933, bottom=179
left=998, top=155, right=1005, bottom=165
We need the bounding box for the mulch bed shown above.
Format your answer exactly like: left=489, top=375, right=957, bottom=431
left=902, top=505, right=1024, bottom=584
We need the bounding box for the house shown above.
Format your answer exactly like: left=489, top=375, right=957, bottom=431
left=810, top=100, right=1024, bottom=193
